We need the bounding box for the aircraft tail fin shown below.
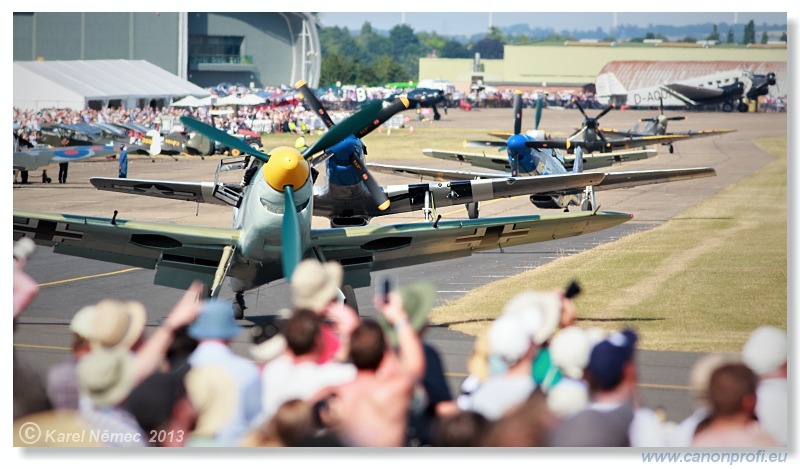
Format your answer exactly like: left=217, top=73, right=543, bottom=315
left=595, top=72, right=627, bottom=104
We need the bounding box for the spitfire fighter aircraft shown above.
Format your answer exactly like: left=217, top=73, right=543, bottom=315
left=13, top=133, right=121, bottom=183
left=518, top=98, right=696, bottom=155
left=369, top=91, right=716, bottom=218
left=14, top=102, right=633, bottom=319
left=598, top=97, right=736, bottom=154
left=385, top=86, right=447, bottom=120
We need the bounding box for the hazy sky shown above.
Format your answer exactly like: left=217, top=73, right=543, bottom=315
left=317, top=11, right=789, bottom=36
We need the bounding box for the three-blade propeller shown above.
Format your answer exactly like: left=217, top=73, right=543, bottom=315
left=180, top=99, right=384, bottom=280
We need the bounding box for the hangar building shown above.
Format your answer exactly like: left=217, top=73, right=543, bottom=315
left=12, top=12, right=320, bottom=90
left=13, top=59, right=211, bottom=112
left=419, top=42, right=787, bottom=97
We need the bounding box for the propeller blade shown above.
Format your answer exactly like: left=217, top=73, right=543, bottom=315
left=667, top=116, right=687, bottom=121
left=282, top=185, right=302, bottom=280
left=535, top=95, right=543, bottom=130
left=526, top=140, right=568, bottom=150
left=354, top=97, right=410, bottom=138
left=596, top=129, right=612, bottom=152
left=302, top=100, right=383, bottom=159
left=513, top=91, right=523, bottom=135
left=464, top=140, right=508, bottom=149
left=180, top=116, right=271, bottom=162
left=350, top=154, right=390, bottom=210
left=573, top=98, right=588, bottom=119
left=511, top=154, right=520, bottom=177
left=659, top=96, right=664, bottom=115
left=640, top=118, right=657, bottom=123
left=296, top=80, right=335, bottom=128
left=595, top=104, right=615, bottom=121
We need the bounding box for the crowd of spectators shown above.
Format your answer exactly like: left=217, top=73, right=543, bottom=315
left=13, top=238, right=788, bottom=448
left=13, top=80, right=786, bottom=153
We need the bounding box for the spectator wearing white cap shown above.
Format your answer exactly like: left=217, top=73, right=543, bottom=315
left=545, top=325, right=596, bottom=419
left=468, top=308, right=542, bottom=421
left=741, top=326, right=787, bottom=445
left=187, top=299, right=262, bottom=446
left=502, top=289, right=578, bottom=393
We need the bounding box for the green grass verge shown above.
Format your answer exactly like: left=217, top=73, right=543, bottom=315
left=428, top=136, right=787, bottom=352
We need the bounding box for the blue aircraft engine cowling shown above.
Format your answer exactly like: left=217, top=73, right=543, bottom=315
left=506, top=134, right=538, bottom=174
left=327, top=135, right=364, bottom=186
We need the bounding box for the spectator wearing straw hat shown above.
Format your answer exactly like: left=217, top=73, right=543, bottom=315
left=77, top=348, right=147, bottom=447
left=290, top=259, right=360, bottom=363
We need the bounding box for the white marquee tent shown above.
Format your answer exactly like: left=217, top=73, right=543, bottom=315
left=14, top=60, right=210, bottom=112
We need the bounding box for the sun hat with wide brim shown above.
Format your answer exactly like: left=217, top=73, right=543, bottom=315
left=290, top=259, right=344, bottom=312
left=184, top=366, right=237, bottom=436
left=88, top=299, right=148, bottom=351
left=377, top=281, right=437, bottom=347
left=77, top=348, right=137, bottom=407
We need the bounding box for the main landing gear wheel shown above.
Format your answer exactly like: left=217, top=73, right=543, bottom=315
left=668, top=144, right=674, bottom=154
left=466, top=202, right=480, bottom=219
left=580, top=199, right=593, bottom=211
left=233, top=292, right=246, bottom=320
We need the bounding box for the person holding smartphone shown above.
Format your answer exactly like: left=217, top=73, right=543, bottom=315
left=325, top=289, right=425, bottom=446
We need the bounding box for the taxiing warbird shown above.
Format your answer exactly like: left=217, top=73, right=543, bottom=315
left=14, top=103, right=633, bottom=319
left=522, top=97, right=695, bottom=155
left=369, top=91, right=716, bottom=218
left=598, top=97, right=736, bottom=154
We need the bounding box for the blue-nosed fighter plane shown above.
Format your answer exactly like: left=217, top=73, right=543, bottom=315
left=368, top=91, right=716, bottom=219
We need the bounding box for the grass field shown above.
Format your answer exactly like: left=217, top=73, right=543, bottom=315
left=427, top=136, right=787, bottom=352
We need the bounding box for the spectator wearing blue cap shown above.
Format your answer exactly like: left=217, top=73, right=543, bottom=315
left=187, top=299, right=262, bottom=446
left=549, top=328, right=666, bottom=447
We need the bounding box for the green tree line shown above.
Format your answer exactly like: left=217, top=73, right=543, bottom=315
left=318, top=22, right=542, bottom=87
left=318, top=20, right=786, bottom=87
